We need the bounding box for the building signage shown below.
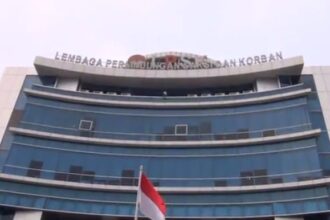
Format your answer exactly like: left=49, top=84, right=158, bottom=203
left=54, top=51, right=283, bottom=70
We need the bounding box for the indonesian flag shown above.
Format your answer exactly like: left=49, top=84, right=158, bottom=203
left=138, top=174, right=166, bottom=220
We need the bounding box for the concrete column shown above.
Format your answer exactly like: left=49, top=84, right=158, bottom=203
left=256, top=77, right=279, bottom=92
left=13, top=211, right=42, bottom=220
left=56, top=78, right=79, bottom=91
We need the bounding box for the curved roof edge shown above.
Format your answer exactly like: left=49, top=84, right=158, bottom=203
left=24, top=87, right=311, bottom=109
left=34, top=56, right=304, bottom=89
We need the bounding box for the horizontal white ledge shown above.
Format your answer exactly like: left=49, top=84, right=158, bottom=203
left=24, top=88, right=311, bottom=109
left=9, top=127, right=321, bottom=147
left=1, top=172, right=329, bottom=194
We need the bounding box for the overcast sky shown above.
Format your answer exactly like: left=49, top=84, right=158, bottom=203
left=0, top=0, right=330, bottom=77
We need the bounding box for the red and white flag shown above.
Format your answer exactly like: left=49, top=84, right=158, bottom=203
left=138, top=173, right=166, bottom=220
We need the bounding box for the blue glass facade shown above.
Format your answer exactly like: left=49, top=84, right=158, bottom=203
left=0, top=179, right=329, bottom=218
left=1, top=61, right=330, bottom=220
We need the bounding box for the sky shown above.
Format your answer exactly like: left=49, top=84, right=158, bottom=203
left=0, top=0, right=330, bottom=77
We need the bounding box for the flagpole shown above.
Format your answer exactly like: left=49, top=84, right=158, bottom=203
left=134, top=165, right=143, bottom=220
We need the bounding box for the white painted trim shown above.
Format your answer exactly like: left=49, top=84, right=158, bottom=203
left=79, top=120, right=94, bottom=131
left=175, top=124, right=188, bottom=135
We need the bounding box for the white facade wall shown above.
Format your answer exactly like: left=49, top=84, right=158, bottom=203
left=303, top=66, right=330, bottom=138
left=13, top=211, right=42, bottom=220
left=275, top=217, right=303, bottom=220
left=256, top=77, right=279, bottom=92
left=56, top=77, right=79, bottom=91
left=0, top=67, right=36, bottom=143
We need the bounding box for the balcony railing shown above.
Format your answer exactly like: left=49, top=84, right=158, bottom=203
left=31, top=83, right=306, bottom=103
left=19, top=121, right=313, bottom=141
left=3, top=164, right=323, bottom=187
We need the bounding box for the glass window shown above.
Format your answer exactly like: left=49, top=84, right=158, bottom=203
left=81, top=171, right=95, bottom=183
left=279, top=75, right=292, bottom=87
left=253, top=169, right=268, bottom=185
left=199, top=121, right=211, bottom=133
left=68, top=165, right=83, bottom=182
left=27, top=160, right=43, bottom=178
left=54, top=172, right=67, bottom=181
left=240, top=171, right=254, bottom=186
left=214, top=180, right=227, bottom=186
left=121, top=169, right=135, bottom=186
left=270, top=177, right=283, bottom=184
left=175, top=124, right=188, bottom=135
left=40, top=76, right=57, bottom=87
left=237, top=129, right=249, bottom=139
left=79, top=120, right=94, bottom=131
left=263, top=129, right=275, bottom=137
